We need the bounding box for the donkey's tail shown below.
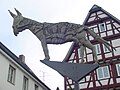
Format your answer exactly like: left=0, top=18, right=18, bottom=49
left=86, top=28, right=116, bottom=52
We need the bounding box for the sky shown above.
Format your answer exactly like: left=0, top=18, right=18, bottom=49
left=1, top=0, right=120, bottom=90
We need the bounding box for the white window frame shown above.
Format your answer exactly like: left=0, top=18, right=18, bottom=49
left=99, top=23, right=106, bottom=32
left=103, top=41, right=110, bottom=53
left=95, top=44, right=101, bottom=54
left=116, top=64, right=120, bottom=76
left=97, top=66, right=110, bottom=80
left=23, top=76, right=29, bottom=90
left=35, top=84, right=38, bottom=90
left=8, top=65, right=16, bottom=84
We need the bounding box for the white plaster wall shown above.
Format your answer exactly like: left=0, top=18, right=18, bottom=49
left=0, top=53, right=10, bottom=90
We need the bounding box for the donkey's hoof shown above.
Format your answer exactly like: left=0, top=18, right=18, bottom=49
left=81, top=60, right=85, bottom=64
left=44, top=59, right=49, bottom=61
left=43, top=57, right=50, bottom=61
left=94, top=62, right=100, bottom=66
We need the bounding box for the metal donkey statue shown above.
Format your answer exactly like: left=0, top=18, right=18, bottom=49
left=8, top=8, right=116, bottom=63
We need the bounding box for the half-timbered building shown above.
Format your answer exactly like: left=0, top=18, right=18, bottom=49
left=64, top=5, right=120, bottom=90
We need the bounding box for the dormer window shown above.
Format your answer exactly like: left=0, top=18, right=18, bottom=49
left=99, top=23, right=106, bottom=32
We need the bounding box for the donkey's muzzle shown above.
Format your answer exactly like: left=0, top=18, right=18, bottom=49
left=12, top=26, right=18, bottom=36
left=14, top=31, right=18, bottom=36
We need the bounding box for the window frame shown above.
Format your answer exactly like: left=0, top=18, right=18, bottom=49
left=116, top=64, right=120, bottom=76
left=7, top=65, right=16, bottom=85
left=35, top=84, right=39, bottom=90
left=102, top=41, right=110, bottom=53
left=23, top=76, right=29, bottom=90
left=99, top=23, right=106, bottom=32
left=95, top=44, right=101, bottom=54
left=97, top=66, right=110, bottom=80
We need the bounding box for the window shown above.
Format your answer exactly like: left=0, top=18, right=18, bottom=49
left=95, top=44, right=101, bottom=54
left=116, top=64, right=120, bottom=76
left=103, top=44, right=109, bottom=53
left=8, top=65, right=16, bottom=84
left=103, top=41, right=110, bottom=53
left=99, top=23, right=106, bottom=32
left=97, top=66, right=110, bottom=80
left=23, top=76, right=29, bottom=90
left=35, top=84, right=38, bottom=90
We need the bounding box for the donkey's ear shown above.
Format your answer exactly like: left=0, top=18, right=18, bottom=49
left=8, top=10, right=16, bottom=18
left=14, top=8, right=22, bottom=16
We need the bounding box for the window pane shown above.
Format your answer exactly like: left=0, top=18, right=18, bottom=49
left=103, top=44, right=110, bottom=53
left=99, top=23, right=106, bottom=32
left=118, top=65, right=120, bottom=75
left=35, top=84, right=38, bottom=90
left=104, top=46, right=108, bottom=52
left=8, top=65, right=16, bottom=84
left=103, top=66, right=109, bottom=78
left=100, top=24, right=105, bottom=31
left=23, top=76, right=29, bottom=90
left=97, top=66, right=109, bottom=79
left=95, top=44, right=101, bottom=54
left=97, top=68, right=103, bottom=79
left=116, top=64, right=120, bottom=76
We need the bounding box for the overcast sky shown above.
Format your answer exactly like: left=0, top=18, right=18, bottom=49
left=1, top=0, right=120, bottom=90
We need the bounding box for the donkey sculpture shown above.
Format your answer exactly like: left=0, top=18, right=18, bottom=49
left=8, top=9, right=116, bottom=63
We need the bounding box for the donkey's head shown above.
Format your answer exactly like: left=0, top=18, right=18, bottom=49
left=8, top=8, right=27, bottom=36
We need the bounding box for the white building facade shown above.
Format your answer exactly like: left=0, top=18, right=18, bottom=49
left=0, top=42, right=50, bottom=90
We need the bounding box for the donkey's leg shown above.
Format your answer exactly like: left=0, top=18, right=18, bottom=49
left=36, top=30, right=50, bottom=60
left=72, top=37, right=85, bottom=63
left=71, top=37, right=85, bottom=63
left=80, top=38, right=98, bottom=63
left=41, top=39, right=50, bottom=60
left=87, top=29, right=116, bottom=51
left=80, top=45, right=85, bottom=63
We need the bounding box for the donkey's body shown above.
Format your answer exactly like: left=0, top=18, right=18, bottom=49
left=9, top=9, right=116, bottom=63
left=19, top=18, right=85, bottom=44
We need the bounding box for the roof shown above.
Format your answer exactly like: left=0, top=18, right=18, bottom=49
left=83, top=4, right=120, bottom=25
left=63, top=4, right=120, bottom=62
left=0, top=42, right=51, bottom=90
